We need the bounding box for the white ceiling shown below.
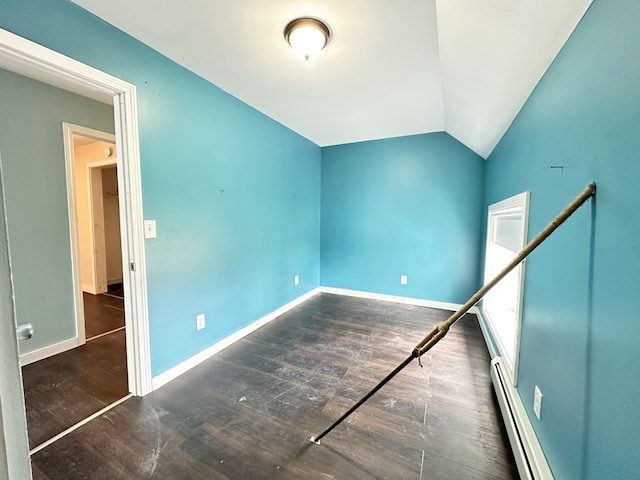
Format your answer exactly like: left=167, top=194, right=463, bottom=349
left=71, top=0, right=592, bottom=158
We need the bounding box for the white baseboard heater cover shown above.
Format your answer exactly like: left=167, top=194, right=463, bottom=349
left=490, top=357, right=554, bottom=480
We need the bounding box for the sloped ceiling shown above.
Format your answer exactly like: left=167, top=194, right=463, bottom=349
left=71, top=0, right=592, bottom=158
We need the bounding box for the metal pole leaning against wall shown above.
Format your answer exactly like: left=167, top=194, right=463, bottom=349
left=310, top=182, right=596, bottom=445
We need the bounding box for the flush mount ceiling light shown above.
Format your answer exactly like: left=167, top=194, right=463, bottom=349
left=284, top=17, right=331, bottom=61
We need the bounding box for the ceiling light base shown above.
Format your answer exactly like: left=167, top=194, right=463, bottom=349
left=284, top=17, right=331, bottom=61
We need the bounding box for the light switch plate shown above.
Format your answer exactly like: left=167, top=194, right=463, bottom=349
left=144, top=220, right=157, bottom=239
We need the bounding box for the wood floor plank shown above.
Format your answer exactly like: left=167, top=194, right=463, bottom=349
left=31, top=293, right=517, bottom=479
left=83, top=291, right=125, bottom=338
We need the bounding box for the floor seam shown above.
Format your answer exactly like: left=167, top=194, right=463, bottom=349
left=86, top=325, right=126, bottom=342
left=29, top=393, right=133, bottom=456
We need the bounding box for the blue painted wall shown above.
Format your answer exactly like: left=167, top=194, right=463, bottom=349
left=0, top=0, right=321, bottom=376
left=485, top=0, right=640, bottom=478
left=4, top=1, right=638, bottom=476
left=321, top=133, right=484, bottom=304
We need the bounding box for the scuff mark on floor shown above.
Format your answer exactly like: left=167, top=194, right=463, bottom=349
left=382, top=397, right=397, bottom=409
left=267, top=378, right=313, bottom=405
left=137, top=404, right=164, bottom=478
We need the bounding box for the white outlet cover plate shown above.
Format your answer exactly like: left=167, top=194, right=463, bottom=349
left=196, top=313, right=205, bottom=330
left=533, top=385, right=543, bottom=420
left=400, top=275, right=408, bottom=285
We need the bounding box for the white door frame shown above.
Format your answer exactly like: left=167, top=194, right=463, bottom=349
left=0, top=27, right=152, bottom=408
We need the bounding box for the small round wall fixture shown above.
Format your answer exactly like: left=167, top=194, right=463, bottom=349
left=284, top=17, right=331, bottom=61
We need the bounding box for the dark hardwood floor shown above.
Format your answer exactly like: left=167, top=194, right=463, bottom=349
left=30, top=293, right=517, bottom=479
left=22, top=286, right=128, bottom=450
left=83, top=283, right=126, bottom=339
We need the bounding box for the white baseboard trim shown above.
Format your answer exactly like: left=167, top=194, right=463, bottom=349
left=82, top=283, right=98, bottom=295
left=318, top=286, right=464, bottom=312
left=491, top=357, right=554, bottom=479
left=20, top=336, right=82, bottom=366
left=474, top=306, right=499, bottom=359
left=477, top=306, right=552, bottom=478
left=107, top=277, right=123, bottom=285
left=152, top=287, right=322, bottom=391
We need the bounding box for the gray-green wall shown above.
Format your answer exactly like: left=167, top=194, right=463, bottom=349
left=0, top=68, right=114, bottom=355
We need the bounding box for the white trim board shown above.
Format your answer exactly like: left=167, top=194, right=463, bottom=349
left=152, top=288, right=322, bottom=390
left=474, top=306, right=499, bottom=359
left=491, top=357, right=554, bottom=479
left=478, top=308, right=552, bottom=479
left=318, top=286, right=464, bottom=312
left=19, top=337, right=82, bottom=366
left=483, top=191, right=530, bottom=385
left=82, top=283, right=98, bottom=295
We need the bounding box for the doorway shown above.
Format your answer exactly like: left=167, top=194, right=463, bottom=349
left=82, top=159, right=128, bottom=340
left=0, top=27, right=152, bottom=476
left=64, top=124, right=126, bottom=342
left=73, top=133, right=129, bottom=348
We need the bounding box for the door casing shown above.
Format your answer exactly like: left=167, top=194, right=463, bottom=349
left=0, top=27, right=152, bottom=476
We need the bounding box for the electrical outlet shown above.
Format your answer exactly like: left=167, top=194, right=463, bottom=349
left=533, top=385, right=543, bottom=420
left=294, top=275, right=299, bottom=286
left=196, top=313, right=206, bottom=331
left=400, top=275, right=408, bottom=285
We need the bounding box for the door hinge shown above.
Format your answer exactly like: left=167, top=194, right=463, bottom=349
left=130, top=262, right=135, bottom=272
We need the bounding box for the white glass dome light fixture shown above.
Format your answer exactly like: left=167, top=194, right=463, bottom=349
left=284, top=17, right=331, bottom=61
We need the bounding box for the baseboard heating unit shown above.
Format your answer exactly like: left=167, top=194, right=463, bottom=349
left=490, top=357, right=554, bottom=480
